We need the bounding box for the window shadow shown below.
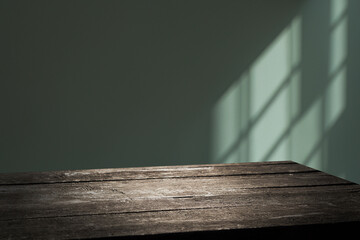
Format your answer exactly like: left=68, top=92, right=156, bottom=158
left=211, top=0, right=358, bottom=183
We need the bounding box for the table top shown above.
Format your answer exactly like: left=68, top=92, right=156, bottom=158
left=1, top=161, right=360, bottom=239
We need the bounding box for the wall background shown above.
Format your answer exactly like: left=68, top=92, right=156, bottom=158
left=1, top=0, right=359, bottom=184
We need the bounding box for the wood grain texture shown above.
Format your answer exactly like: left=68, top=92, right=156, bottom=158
left=0, top=161, right=312, bottom=185
left=0, top=161, right=359, bottom=239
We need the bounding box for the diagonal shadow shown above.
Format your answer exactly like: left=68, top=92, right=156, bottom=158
left=216, top=64, right=300, bottom=164
left=260, top=59, right=347, bottom=163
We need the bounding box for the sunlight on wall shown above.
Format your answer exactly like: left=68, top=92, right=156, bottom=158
left=291, top=0, right=347, bottom=171
left=250, top=26, right=291, bottom=119
left=325, top=68, right=346, bottom=130
left=211, top=0, right=348, bottom=169
left=211, top=72, right=250, bottom=163
left=326, top=0, right=347, bottom=131
left=291, top=97, right=322, bottom=168
left=211, top=17, right=302, bottom=163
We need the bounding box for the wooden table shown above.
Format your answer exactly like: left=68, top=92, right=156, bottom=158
left=1, top=161, right=360, bottom=239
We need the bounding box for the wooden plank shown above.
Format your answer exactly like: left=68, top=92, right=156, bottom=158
left=1, top=191, right=360, bottom=240
left=1, top=183, right=359, bottom=222
left=0, top=161, right=316, bottom=185
left=0, top=171, right=355, bottom=220
left=0, top=161, right=359, bottom=239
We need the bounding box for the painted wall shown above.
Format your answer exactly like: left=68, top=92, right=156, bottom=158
left=1, top=0, right=359, bottom=184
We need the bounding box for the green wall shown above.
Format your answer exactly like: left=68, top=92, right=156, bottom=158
left=1, top=0, right=359, bottom=184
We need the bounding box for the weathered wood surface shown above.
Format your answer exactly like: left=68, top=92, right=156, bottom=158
left=0, top=161, right=359, bottom=239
